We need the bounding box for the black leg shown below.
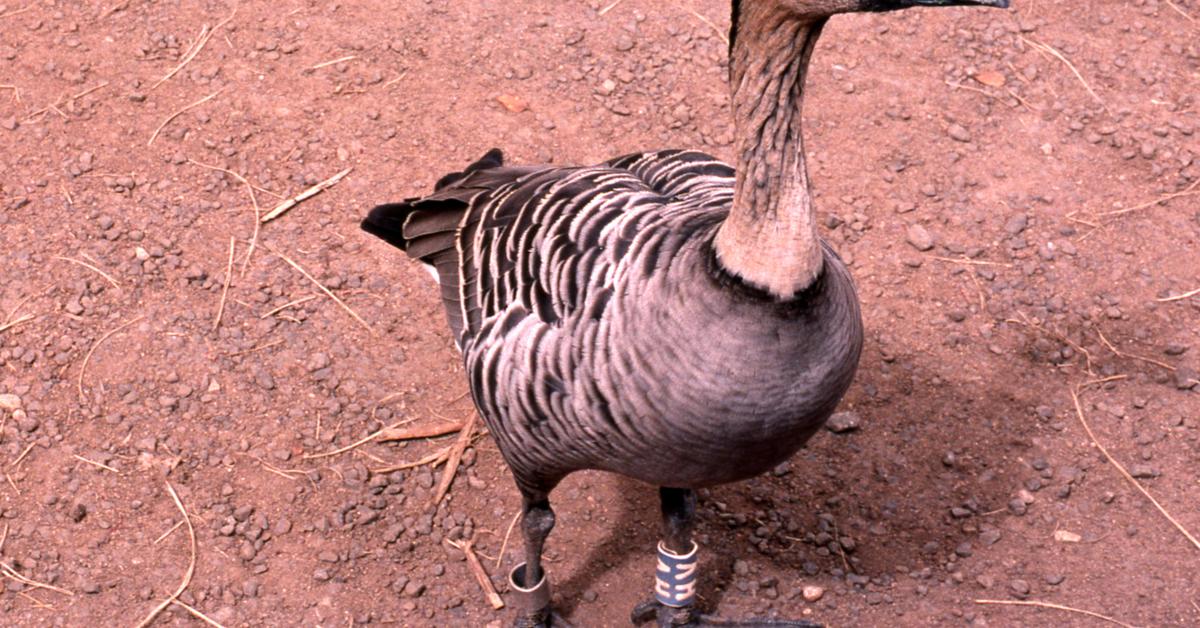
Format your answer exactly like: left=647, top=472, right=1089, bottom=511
left=509, top=489, right=564, bottom=628
left=632, top=487, right=822, bottom=628
left=520, top=491, right=556, bottom=585
left=660, top=487, right=697, bottom=555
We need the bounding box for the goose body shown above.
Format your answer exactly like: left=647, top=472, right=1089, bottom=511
left=364, top=1, right=1008, bottom=624
left=364, top=149, right=862, bottom=492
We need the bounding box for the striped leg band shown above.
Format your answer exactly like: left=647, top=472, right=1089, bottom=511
left=653, top=541, right=698, bottom=608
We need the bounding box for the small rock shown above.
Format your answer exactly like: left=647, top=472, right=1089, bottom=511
left=825, top=411, right=862, bottom=433
left=1129, top=465, right=1160, bottom=479
left=947, top=123, right=972, bottom=142
left=0, top=393, right=22, bottom=410
left=905, top=224, right=935, bottom=251
left=802, top=585, right=825, bottom=602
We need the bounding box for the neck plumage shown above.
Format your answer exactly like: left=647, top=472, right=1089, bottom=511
left=714, top=7, right=827, bottom=300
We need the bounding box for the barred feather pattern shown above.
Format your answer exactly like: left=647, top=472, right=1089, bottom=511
left=365, top=149, right=863, bottom=495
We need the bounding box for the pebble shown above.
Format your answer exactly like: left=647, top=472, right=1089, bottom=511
left=802, top=585, right=825, bottom=602
left=825, top=410, right=862, bottom=433
left=905, top=224, right=935, bottom=251
left=947, top=124, right=972, bottom=142
left=0, top=393, right=21, bottom=410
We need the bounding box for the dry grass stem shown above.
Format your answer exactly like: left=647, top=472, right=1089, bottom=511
left=372, top=447, right=451, bottom=474
left=78, top=316, right=145, bottom=400
left=1165, top=0, right=1198, bottom=28
left=310, top=55, right=357, bottom=70
left=1157, top=287, right=1200, bottom=302
left=263, top=244, right=374, bottom=334
left=1, top=562, right=74, bottom=596
left=0, top=6, right=32, bottom=19
left=10, top=442, right=35, bottom=469
left=23, top=82, right=110, bottom=120
left=152, top=10, right=236, bottom=89
left=261, top=167, right=352, bottom=223
left=446, top=538, right=505, bottom=610
left=932, top=256, right=1012, bottom=267
left=154, top=519, right=185, bottom=545
left=213, top=237, right=236, bottom=332
left=171, top=599, right=229, bottom=628
left=682, top=5, right=729, bottom=45
left=260, top=295, right=318, bottom=318
left=3, top=473, right=19, bottom=495
left=73, top=454, right=119, bottom=473
left=1021, top=37, right=1106, bottom=110
left=495, top=510, right=521, bottom=570
left=0, top=314, right=34, bottom=335
left=220, top=339, right=284, bottom=358
left=975, top=599, right=1138, bottom=628
left=1006, top=315, right=1094, bottom=374
left=599, top=0, right=626, bottom=15
left=147, top=89, right=224, bottom=145
left=0, top=523, right=8, bottom=553
left=433, top=413, right=478, bottom=507
left=188, top=159, right=283, bottom=199
left=54, top=255, right=121, bottom=288
left=1072, top=386, right=1200, bottom=551
left=134, top=482, right=197, bottom=628
left=1099, top=178, right=1200, bottom=217
left=1096, top=329, right=1175, bottom=372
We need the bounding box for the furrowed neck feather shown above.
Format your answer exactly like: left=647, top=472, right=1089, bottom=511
left=714, top=8, right=826, bottom=300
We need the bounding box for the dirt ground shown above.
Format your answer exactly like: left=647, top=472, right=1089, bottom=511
left=1, top=0, right=1198, bottom=626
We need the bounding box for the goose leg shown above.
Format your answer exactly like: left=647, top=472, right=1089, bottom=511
left=631, top=487, right=822, bottom=628
left=509, top=490, right=565, bottom=628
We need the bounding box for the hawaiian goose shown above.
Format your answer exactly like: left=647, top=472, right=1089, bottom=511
left=363, top=0, right=1009, bottom=625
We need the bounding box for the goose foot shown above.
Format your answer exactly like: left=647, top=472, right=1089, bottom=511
left=630, top=598, right=822, bottom=628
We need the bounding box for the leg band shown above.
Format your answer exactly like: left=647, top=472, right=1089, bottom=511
left=509, top=562, right=552, bottom=612
left=653, top=541, right=698, bottom=608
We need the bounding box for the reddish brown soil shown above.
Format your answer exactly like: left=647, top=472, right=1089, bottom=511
left=1, top=1, right=1198, bottom=627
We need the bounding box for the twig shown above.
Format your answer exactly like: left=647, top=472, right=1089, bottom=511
left=152, top=10, right=236, bottom=89
left=54, top=255, right=121, bottom=289
left=1, top=562, right=74, bottom=596
left=1157, top=287, right=1200, bottom=302
left=73, top=454, right=119, bottom=473
left=304, top=420, right=464, bottom=460
left=432, top=413, right=477, bottom=507
left=309, top=55, right=356, bottom=70
left=975, top=599, right=1138, bottom=628
left=0, top=523, right=7, bottom=553
left=187, top=159, right=269, bottom=274
left=260, top=295, right=318, bottom=318
left=170, top=599, right=229, bottom=628
left=22, top=81, right=109, bottom=120
left=134, top=482, right=197, bottom=628
left=187, top=159, right=282, bottom=199
left=213, top=238, right=236, bottom=332
left=262, top=243, right=373, bottom=334
left=1021, top=37, right=1106, bottom=110
left=147, top=89, right=224, bottom=146
left=260, top=168, right=352, bottom=224
left=378, top=420, right=466, bottom=443
left=1071, top=386, right=1200, bottom=551
left=154, top=520, right=185, bottom=545
left=495, top=510, right=521, bottom=571
left=1096, top=329, right=1176, bottom=372
left=78, top=316, right=145, bottom=399
left=446, top=538, right=504, bottom=610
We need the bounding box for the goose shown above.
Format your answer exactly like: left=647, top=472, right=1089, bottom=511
left=363, top=0, right=1009, bottom=625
